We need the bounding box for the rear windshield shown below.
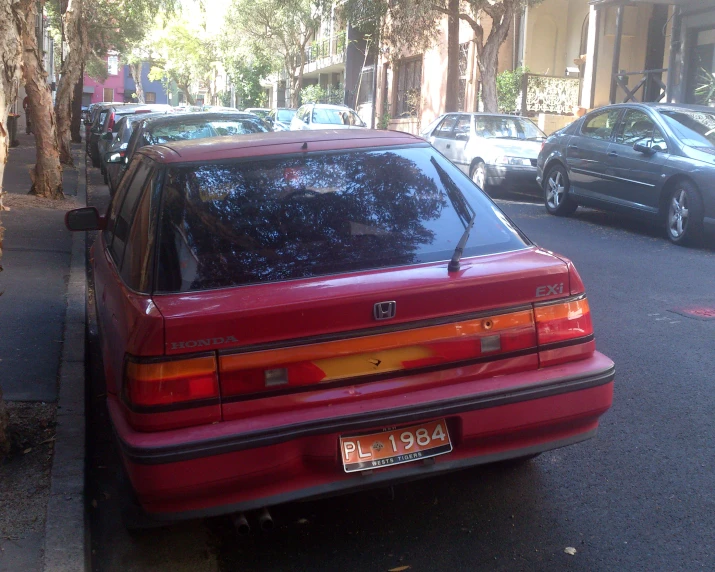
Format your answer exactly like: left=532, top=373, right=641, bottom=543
left=659, top=109, right=715, bottom=150
left=312, top=108, right=364, bottom=126
left=155, top=146, right=527, bottom=292
left=277, top=109, right=296, bottom=122
left=147, top=118, right=267, bottom=143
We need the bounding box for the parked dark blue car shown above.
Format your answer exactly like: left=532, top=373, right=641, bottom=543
left=537, top=103, right=715, bottom=245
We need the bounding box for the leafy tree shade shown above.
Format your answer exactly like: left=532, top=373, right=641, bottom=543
left=148, top=21, right=216, bottom=106
left=343, top=0, right=541, bottom=113
left=225, top=0, right=321, bottom=108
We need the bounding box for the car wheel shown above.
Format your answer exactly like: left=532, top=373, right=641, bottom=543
left=544, top=164, right=577, bottom=216
left=665, top=181, right=703, bottom=246
left=103, top=169, right=108, bottom=184
left=91, top=154, right=100, bottom=168
left=470, top=161, right=487, bottom=189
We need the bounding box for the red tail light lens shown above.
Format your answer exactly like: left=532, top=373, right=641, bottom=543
left=534, top=297, right=592, bottom=344
left=534, top=297, right=594, bottom=366
left=124, top=355, right=219, bottom=407
left=107, top=112, right=115, bottom=132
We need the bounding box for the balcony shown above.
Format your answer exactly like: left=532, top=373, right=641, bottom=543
left=301, top=31, right=347, bottom=76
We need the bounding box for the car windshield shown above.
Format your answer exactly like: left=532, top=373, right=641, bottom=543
left=476, top=117, right=545, bottom=140
left=156, top=146, right=527, bottom=292
left=277, top=109, right=296, bottom=122
left=147, top=118, right=268, bottom=143
left=659, top=109, right=715, bottom=150
left=312, top=108, right=364, bottom=126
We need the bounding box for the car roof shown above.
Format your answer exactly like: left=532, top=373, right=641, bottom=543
left=138, top=111, right=263, bottom=132
left=138, top=129, right=423, bottom=164
left=304, top=103, right=351, bottom=110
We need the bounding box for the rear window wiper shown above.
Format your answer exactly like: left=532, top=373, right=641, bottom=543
left=430, top=157, right=476, bottom=273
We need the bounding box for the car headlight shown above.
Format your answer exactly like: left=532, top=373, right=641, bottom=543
left=493, top=156, right=532, bottom=166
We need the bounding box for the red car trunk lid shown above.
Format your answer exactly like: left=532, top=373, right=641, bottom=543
left=152, top=247, right=569, bottom=354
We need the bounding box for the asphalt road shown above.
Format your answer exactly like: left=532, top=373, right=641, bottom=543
left=86, top=172, right=715, bottom=571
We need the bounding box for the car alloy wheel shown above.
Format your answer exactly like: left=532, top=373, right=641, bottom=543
left=667, top=189, right=689, bottom=240
left=471, top=161, right=486, bottom=189
left=665, top=182, right=703, bottom=246
left=546, top=170, right=565, bottom=210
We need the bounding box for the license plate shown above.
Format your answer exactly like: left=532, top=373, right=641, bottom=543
left=340, top=419, right=452, bottom=473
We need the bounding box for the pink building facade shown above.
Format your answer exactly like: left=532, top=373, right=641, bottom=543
left=82, top=55, right=125, bottom=106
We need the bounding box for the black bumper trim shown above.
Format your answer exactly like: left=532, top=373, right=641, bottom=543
left=117, top=363, right=615, bottom=466
left=130, top=429, right=598, bottom=524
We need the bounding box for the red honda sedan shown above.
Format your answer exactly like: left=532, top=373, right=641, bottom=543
left=67, top=129, right=614, bottom=526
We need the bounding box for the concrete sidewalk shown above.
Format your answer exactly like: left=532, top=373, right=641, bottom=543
left=0, top=133, right=87, bottom=571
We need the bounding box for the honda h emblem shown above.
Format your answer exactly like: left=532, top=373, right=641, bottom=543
left=373, top=301, right=396, bottom=321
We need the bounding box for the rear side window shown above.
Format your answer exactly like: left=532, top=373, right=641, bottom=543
left=108, top=161, right=153, bottom=267
left=155, top=146, right=527, bottom=292
left=581, top=109, right=621, bottom=141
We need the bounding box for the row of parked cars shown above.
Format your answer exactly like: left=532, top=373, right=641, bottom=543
left=421, top=103, right=715, bottom=246
left=66, top=97, right=713, bottom=531
left=84, top=101, right=369, bottom=197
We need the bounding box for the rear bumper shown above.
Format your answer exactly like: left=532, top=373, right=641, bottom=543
left=111, top=352, right=614, bottom=521
left=486, top=164, right=539, bottom=190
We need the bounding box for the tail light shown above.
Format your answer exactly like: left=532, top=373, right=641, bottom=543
left=534, top=296, right=594, bottom=367
left=219, top=311, right=537, bottom=399
left=123, top=354, right=221, bottom=430
left=107, top=112, right=115, bottom=132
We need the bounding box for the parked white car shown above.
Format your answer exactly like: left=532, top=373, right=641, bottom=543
left=420, top=113, right=546, bottom=194
left=290, top=103, right=367, bottom=130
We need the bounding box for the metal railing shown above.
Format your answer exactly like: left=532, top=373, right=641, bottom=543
left=303, top=31, right=347, bottom=65
left=520, top=73, right=581, bottom=116
left=612, top=69, right=667, bottom=103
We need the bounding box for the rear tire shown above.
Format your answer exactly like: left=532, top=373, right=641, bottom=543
left=664, top=181, right=703, bottom=246
left=543, top=164, right=577, bottom=216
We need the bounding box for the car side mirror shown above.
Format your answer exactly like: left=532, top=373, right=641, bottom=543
left=105, top=151, right=125, bottom=164
left=633, top=142, right=655, bottom=155
left=65, top=207, right=106, bottom=231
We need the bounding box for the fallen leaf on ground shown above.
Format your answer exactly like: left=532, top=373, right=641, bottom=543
left=297, top=518, right=309, bottom=525
left=564, top=547, right=577, bottom=555
left=388, top=567, right=411, bottom=572
left=23, top=448, right=32, bottom=454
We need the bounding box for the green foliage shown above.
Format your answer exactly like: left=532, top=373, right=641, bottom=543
left=223, top=49, right=273, bottom=109
left=148, top=19, right=216, bottom=104
left=496, top=66, right=527, bottom=113
left=377, top=112, right=391, bottom=129
left=300, top=84, right=345, bottom=105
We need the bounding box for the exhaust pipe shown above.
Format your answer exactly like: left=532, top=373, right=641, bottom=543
left=258, top=507, right=274, bottom=532
left=231, top=513, right=251, bottom=537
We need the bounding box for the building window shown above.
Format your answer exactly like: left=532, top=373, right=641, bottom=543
left=107, top=55, right=119, bottom=76
left=395, top=57, right=422, bottom=118
left=145, top=92, right=156, bottom=104
left=357, top=65, right=374, bottom=106
left=458, top=42, right=469, bottom=112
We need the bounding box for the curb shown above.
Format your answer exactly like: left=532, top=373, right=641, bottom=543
left=42, top=147, right=87, bottom=572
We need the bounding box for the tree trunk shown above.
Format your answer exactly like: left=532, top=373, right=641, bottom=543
left=469, top=2, right=515, bottom=114
left=478, top=57, right=499, bottom=112
left=180, top=85, right=195, bottom=105
left=129, top=62, right=144, bottom=103
left=70, top=61, right=82, bottom=143
left=444, top=0, right=460, bottom=112
left=54, top=0, right=84, bottom=165
left=19, top=0, right=63, bottom=199
left=0, top=0, right=23, bottom=460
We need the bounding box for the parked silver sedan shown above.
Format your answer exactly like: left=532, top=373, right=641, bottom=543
left=420, top=113, right=546, bottom=194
